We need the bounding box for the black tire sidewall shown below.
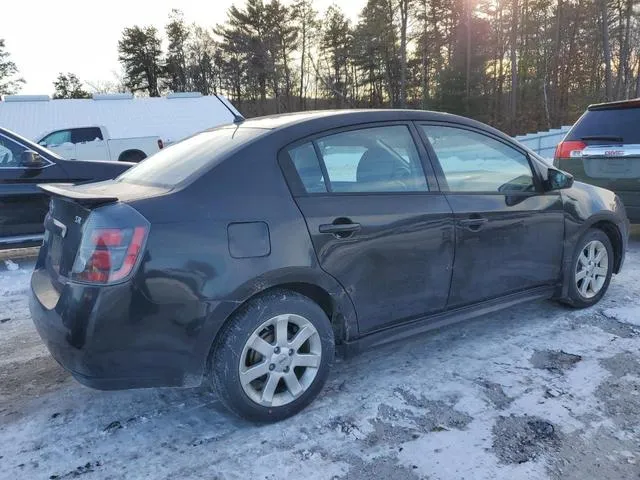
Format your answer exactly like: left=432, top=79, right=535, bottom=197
left=210, top=290, right=335, bottom=422
left=567, top=229, right=614, bottom=308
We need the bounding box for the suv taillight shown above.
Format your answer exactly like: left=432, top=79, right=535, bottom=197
left=554, top=140, right=586, bottom=161
left=71, top=225, right=148, bottom=284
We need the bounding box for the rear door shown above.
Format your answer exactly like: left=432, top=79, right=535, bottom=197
left=417, top=123, right=564, bottom=308
left=72, top=127, right=109, bottom=161
left=281, top=123, right=455, bottom=334
left=0, top=132, right=68, bottom=242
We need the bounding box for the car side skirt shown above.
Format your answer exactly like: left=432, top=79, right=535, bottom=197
left=340, top=285, right=556, bottom=356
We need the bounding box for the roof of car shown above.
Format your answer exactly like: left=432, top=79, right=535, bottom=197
left=588, top=98, right=640, bottom=111
left=224, top=109, right=511, bottom=144
left=232, top=109, right=470, bottom=129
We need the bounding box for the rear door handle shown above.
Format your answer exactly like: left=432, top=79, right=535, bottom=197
left=319, top=222, right=361, bottom=235
left=458, top=217, right=488, bottom=231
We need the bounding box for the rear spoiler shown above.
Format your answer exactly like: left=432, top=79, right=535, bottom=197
left=38, top=183, right=119, bottom=206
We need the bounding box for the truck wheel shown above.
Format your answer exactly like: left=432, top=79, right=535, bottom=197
left=119, top=150, right=146, bottom=163
left=209, top=289, right=335, bottom=422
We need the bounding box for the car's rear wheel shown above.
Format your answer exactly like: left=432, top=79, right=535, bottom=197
left=564, top=228, right=614, bottom=308
left=209, top=290, right=334, bottom=422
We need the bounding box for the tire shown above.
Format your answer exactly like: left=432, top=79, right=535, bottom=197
left=209, top=289, right=335, bottom=422
left=562, top=228, right=614, bottom=308
left=119, top=150, right=146, bottom=163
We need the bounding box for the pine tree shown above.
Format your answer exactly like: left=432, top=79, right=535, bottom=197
left=52, top=73, right=91, bottom=99
left=0, top=39, right=24, bottom=95
left=165, top=9, right=190, bottom=92
left=118, top=26, right=164, bottom=97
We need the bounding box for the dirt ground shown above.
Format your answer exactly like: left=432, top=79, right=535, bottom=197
left=1, top=231, right=639, bottom=480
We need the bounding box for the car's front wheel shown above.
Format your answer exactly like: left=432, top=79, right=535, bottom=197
left=564, top=228, right=614, bottom=308
left=209, top=290, right=335, bottom=422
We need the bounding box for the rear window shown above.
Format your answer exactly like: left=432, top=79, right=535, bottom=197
left=118, top=127, right=265, bottom=188
left=567, top=108, right=640, bottom=143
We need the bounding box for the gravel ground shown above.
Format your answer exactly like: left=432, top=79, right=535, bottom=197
left=1, top=230, right=640, bottom=480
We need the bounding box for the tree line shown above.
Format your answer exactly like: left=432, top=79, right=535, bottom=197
left=2, top=0, right=639, bottom=134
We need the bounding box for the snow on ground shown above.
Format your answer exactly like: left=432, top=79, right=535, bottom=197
left=1, top=232, right=640, bottom=480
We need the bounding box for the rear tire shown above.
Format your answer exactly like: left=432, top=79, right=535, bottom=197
left=562, top=228, right=614, bottom=308
left=209, top=289, right=335, bottom=422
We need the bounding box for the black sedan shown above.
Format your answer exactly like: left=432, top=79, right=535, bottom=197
left=29, top=110, right=628, bottom=422
left=0, top=126, right=132, bottom=248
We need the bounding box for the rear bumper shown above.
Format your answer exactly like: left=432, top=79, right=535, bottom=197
left=29, top=268, right=237, bottom=390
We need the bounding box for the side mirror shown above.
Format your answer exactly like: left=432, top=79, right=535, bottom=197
left=21, top=150, right=46, bottom=168
left=547, top=168, right=574, bottom=190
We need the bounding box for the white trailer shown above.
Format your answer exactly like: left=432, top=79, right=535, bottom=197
left=0, top=92, right=242, bottom=162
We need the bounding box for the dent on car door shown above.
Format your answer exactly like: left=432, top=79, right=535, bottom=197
left=417, top=123, right=565, bottom=308
left=0, top=134, right=66, bottom=239
left=281, top=123, right=455, bottom=334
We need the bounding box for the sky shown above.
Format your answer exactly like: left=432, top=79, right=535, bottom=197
left=4, top=0, right=364, bottom=95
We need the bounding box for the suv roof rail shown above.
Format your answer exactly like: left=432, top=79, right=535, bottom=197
left=588, top=98, right=640, bottom=110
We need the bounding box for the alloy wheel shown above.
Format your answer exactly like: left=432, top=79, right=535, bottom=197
left=575, top=239, right=609, bottom=299
left=239, top=314, right=322, bottom=407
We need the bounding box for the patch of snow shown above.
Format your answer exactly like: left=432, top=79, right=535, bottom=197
left=603, top=306, right=640, bottom=326
left=4, top=259, right=19, bottom=271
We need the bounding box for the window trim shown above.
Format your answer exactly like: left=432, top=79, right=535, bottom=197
left=414, top=121, right=545, bottom=195
left=279, top=121, right=439, bottom=197
left=0, top=133, right=54, bottom=170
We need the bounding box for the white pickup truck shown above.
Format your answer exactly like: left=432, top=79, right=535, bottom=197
left=36, top=126, right=162, bottom=162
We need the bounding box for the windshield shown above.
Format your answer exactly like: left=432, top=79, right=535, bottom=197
left=118, top=126, right=267, bottom=188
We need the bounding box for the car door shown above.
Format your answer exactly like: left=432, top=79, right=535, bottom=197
left=281, top=123, right=455, bottom=334
left=417, top=123, right=565, bottom=308
left=39, top=129, right=77, bottom=160
left=72, top=127, right=109, bottom=161
left=0, top=132, right=68, bottom=242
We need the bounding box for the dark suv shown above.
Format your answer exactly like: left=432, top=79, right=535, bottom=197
left=554, top=99, right=640, bottom=222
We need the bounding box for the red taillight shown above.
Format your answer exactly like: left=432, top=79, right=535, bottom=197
left=554, top=140, right=586, bottom=161
left=90, top=229, right=123, bottom=247
left=72, top=226, right=148, bottom=285
left=158, top=139, right=164, bottom=150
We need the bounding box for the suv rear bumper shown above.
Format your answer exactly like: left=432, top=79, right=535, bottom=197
left=29, top=268, right=235, bottom=390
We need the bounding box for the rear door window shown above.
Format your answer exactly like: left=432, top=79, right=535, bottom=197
left=567, top=108, right=640, bottom=144
left=71, top=127, right=103, bottom=143
left=314, top=125, right=428, bottom=193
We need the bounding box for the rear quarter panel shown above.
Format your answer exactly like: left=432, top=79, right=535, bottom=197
left=126, top=138, right=357, bottom=381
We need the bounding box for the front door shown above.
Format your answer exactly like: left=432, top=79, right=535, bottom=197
left=0, top=133, right=67, bottom=241
left=39, top=129, right=77, bottom=160
left=72, top=127, right=109, bottom=161
left=417, top=123, right=565, bottom=308
left=282, top=124, right=455, bottom=334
